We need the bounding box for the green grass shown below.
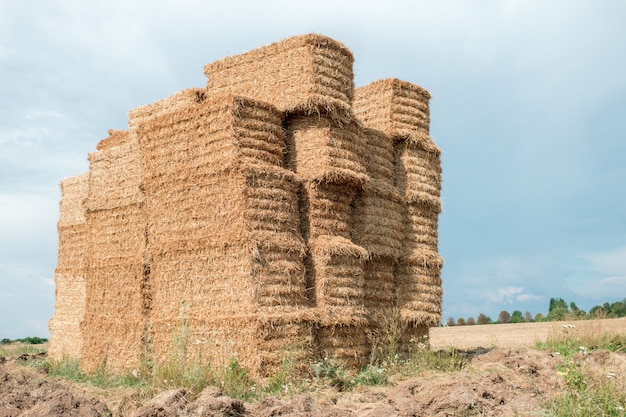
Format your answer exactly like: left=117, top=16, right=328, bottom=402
left=536, top=326, right=626, bottom=416
left=0, top=341, right=47, bottom=358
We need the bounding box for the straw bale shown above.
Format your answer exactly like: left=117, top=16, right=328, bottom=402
left=150, top=313, right=313, bottom=377
left=352, top=180, right=405, bottom=259
left=394, top=141, right=442, bottom=210
left=361, top=127, right=394, bottom=184
left=137, top=94, right=286, bottom=194
left=299, top=181, right=359, bottom=241
left=396, top=249, right=443, bottom=327
left=49, top=173, right=90, bottom=360
left=402, top=204, right=440, bottom=253
left=80, top=203, right=147, bottom=373
left=128, top=88, right=206, bottom=132
left=96, top=129, right=129, bottom=151
left=315, top=325, right=368, bottom=367
left=204, top=34, right=354, bottom=115
left=57, top=173, right=89, bottom=227
left=286, top=115, right=368, bottom=187
left=353, top=78, right=440, bottom=155
left=48, top=273, right=86, bottom=359
left=308, top=236, right=367, bottom=315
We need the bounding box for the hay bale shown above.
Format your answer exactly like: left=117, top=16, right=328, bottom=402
left=128, top=88, right=205, bottom=133
left=48, top=173, right=90, bottom=360
left=397, top=249, right=443, bottom=327
left=96, top=129, right=129, bottom=151
left=394, top=141, right=442, bottom=210
left=352, top=180, right=405, bottom=259
left=286, top=115, right=368, bottom=188
left=204, top=34, right=354, bottom=116
left=353, top=78, right=439, bottom=154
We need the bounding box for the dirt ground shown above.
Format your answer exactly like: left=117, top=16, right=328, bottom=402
left=2, top=318, right=626, bottom=417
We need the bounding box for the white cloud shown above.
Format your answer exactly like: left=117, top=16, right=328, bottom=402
left=483, top=286, right=524, bottom=304
left=583, top=246, right=626, bottom=276
left=572, top=276, right=626, bottom=300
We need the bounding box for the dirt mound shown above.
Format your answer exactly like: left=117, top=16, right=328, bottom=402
left=3, top=347, right=625, bottom=416
left=0, top=355, right=111, bottom=417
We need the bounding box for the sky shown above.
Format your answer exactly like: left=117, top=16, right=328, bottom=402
left=1, top=0, right=625, bottom=339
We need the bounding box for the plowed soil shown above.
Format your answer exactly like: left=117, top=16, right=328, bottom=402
left=2, top=318, right=625, bottom=417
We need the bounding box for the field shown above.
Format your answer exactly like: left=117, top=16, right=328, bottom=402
left=2, top=318, right=626, bottom=416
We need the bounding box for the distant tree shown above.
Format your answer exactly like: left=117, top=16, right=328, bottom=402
left=457, top=317, right=466, bottom=326
left=447, top=317, right=456, bottom=326
left=511, top=310, right=523, bottom=323
left=498, top=310, right=511, bottom=324
left=549, top=297, right=568, bottom=313
left=476, top=313, right=491, bottom=325
left=1, top=338, right=10, bottom=345
left=610, top=300, right=626, bottom=317
left=523, top=311, right=533, bottom=322
left=534, top=313, right=544, bottom=322
left=466, top=317, right=476, bottom=325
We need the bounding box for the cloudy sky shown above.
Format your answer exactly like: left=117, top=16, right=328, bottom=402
left=1, top=0, right=625, bottom=339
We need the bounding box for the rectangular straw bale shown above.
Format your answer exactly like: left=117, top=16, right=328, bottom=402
left=57, top=173, right=89, bottom=227
left=128, top=88, right=206, bottom=132
left=394, top=141, right=442, bottom=210
left=362, top=127, right=394, bottom=184
left=353, top=78, right=439, bottom=155
left=286, top=115, right=368, bottom=187
left=299, top=181, right=358, bottom=241
left=49, top=173, right=90, bottom=360
left=204, top=34, right=354, bottom=115
left=308, top=236, right=367, bottom=316
left=86, top=138, right=144, bottom=211
left=402, top=204, right=440, bottom=253
left=352, top=180, right=405, bottom=259
left=137, top=94, right=286, bottom=194
left=315, top=325, right=369, bottom=368
left=48, top=273, right=86, bottom=359
left=396, top=249, right=443, bottom=327
left=150, top=313, right=313, bottom=377
left=96, top=129, right=129, bottom=151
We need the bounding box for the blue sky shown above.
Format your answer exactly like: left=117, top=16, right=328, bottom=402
left=1, top=1, right=625, bottom=338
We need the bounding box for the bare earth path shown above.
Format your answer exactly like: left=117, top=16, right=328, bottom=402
left=429, top=316, right=626, bottom=349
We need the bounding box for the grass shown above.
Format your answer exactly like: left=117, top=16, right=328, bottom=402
left=535, top=321, right=626, bottom=416
left=0, top=341, right=47, bottom=358
left=9, top=333, right=465, bottom=405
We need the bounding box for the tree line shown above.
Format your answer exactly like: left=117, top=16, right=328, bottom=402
left=445, top=297, right=626, bottom=326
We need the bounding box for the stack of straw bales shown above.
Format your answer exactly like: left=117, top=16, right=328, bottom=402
left=49, top=34, right=442, bottom=376
left=354, top=79, right=443, bottom=345
left=80, top=129, right=147, bottom=373
left=48, top=173, right=89, bottom=359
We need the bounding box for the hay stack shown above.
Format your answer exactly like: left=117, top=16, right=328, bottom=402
left=48, top=173, right=89, bottom=360
left=136, top=92, right=310, bottom=375
left=354, top=78, right=443, bottom=332
left=204, top=34, right=354, bottom=116
left=79, top=130, right=147, bottom=373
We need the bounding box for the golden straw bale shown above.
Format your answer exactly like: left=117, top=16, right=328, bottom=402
left=286, top=115, right=368, bottom=187
left=49, top=173, right=90, bottom=360
left=352, top=180, right=405, bottom=259
left=315, top=325, right=368, bottom=368
left=96, top=129, right=129, bottom=151
left=204, top=34, right=354, bottom=115
left=86, top=140, right=144, bottom=211
left=128, top=88, right=205, bottom=132
left=57, top=173, right=89, bottom=227
left=362, top=127, right=394, bottom=184
left=394, top=141, right=442, bottom=210
left=396, top=249, right=443, bottom=327
left=299, top=181, right=358, bottom=241
left=353, top=78, right=439, bottom=155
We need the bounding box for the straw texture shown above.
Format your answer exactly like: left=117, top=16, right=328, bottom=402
left=80, top=130, right=147, bottom=373
left=204, top=34, right=354, bottom=116
left=48, top=173, right=89, bottom=360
